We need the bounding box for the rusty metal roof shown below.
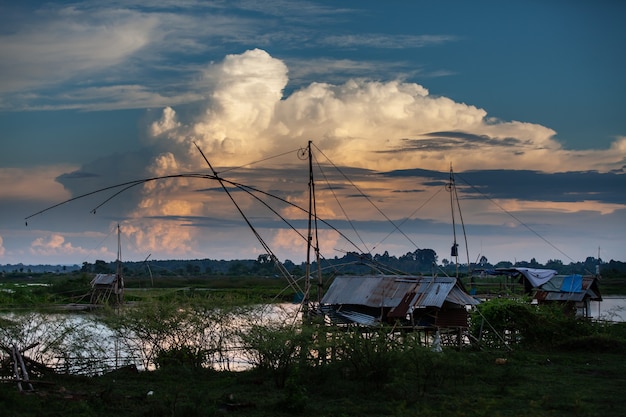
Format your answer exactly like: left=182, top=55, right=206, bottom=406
left=321, top=275, right=478, bottom=309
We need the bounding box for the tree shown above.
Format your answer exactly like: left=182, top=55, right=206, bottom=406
left=415, top=249, right=437, bottom=268
left=545, top=259, right=563, bottom=271
left=228, top=261, right=249, bottom=275
left=93, top=260, right=111, bottom=274
left=81, top=262, right=92, bottom=273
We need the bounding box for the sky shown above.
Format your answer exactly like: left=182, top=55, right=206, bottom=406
left=1, top=0, right=625, bottom=268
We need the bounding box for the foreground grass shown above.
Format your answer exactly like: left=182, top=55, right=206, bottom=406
left=1, top=348, right=625, bottom=417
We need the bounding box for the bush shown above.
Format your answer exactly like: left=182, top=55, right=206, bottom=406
left=154, top=345, right=208, bottom=369
left=470, top=298, right=595, bottom=349
left=238, top=323, right=313, bottom=388
left=334, top=328, right=401, bottom=386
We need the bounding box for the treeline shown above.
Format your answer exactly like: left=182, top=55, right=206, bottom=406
left=2, top=249, right=625, bottom=278
left=68, top=249, right=626, bottom=278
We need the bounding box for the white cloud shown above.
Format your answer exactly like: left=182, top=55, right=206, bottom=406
left=0, top=235, right=5, bottom=257
left=29, top=234, right=112, bottom=258
left=48, top=49, right=626, bottom=263
left=149, top=50, right=623, bottom=174
left=150, top=107, right=181, bottom=138
left=321, top=34, right=459, bottom=48
left=0, top=8, right=159, bottom=93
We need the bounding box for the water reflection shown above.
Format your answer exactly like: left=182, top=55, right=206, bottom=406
left=0, top=303, right=300, bottom=376
left=590, top=296, right=626, bottom=322
left=1, top=299, right=623, bottom=376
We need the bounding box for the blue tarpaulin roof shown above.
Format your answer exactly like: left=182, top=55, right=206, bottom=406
left=560, top=274, right=583, bottom=293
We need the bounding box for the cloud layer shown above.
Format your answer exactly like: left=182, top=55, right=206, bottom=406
left=46, top=49, right=622, bottom=263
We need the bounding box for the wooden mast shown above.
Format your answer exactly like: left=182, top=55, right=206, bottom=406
left=448, top=165, right=471, bottom=280
left=115, top=223, right=124, bottom=304
left=303, top=140, right=323, bottom=319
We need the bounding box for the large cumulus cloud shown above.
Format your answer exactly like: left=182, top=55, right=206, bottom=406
left=60, top=49, right=626, bottom=261
left=147, top=49, right=624, bottom=174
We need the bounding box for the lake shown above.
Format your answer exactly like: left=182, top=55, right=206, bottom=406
left=1, top=298, right=624, bottom=376
left=590, top=296, right=626, bottom=322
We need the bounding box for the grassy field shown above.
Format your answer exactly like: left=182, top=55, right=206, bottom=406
left=1, top=272, right=625, bottom=416
left=0, top=273, right=299, bottom=310
left=1, top=270, right=625, bottom=312
left=1, top=346, right=625, bottom=417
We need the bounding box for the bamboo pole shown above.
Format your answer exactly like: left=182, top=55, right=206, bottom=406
left=15, top=346, right=34, bottom=391
left=10, top=346, right=22, bottom=392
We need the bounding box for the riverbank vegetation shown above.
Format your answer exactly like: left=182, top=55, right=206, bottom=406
left=1, top=260, right=625, bottom=416
left=1, top=294, right=626, bottom=416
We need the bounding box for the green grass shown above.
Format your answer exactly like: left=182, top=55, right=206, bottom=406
left=1, top=272, right=625, bottom=416
left=1, top=349, right=624, bottom=417
left=0, top=274, right=298, bottom=310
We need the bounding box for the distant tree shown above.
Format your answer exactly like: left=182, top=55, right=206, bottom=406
left=545, top=259, right=563, bottom=271
left=415, top=249, right=437, bottom=268
left=290, top=265, right=304, bottom=277
left=228, top=261, right=249, bottom=275
left=256, top=254, right=273, bottom=265
left=374, top=251, right=392, bottom=263
left=185, top=263, right=201, bottom=275
left=283, top=259, right=295, bottom=271
left=93, top=260, right=111, bottom=274
left=583, top=256, right=600, bottom=272
left=81, top=262, right=92, bottom=273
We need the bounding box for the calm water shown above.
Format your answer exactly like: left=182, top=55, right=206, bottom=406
left=1, top=299, right=624, bottom=376
left=0, top=303, right=301, bottom=375
left=589, top=296, right=626, bottom=322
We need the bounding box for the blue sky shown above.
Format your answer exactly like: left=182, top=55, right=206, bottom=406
left=1, top=0, right=625, bottom=267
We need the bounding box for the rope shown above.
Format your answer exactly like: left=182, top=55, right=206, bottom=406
left=311, top=143, right=421, bottom=250
left=455, top=173, right=577, bottom=264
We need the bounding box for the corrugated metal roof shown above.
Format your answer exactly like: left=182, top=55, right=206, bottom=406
left=536, top=275, right=601, bottom=302
left=321, top=275, right=475, bottom=309
left=539, top=291, right=587, bottom=302
left=91, top=274, right=117, bottom=286
left=334, top=310, right=380, bottom=326
left=446, top=285, right=481, bottom=306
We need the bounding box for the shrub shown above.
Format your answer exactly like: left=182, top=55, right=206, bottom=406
left=333, top=328, right=401, bottom=386
left=470, top=298, right=594, bottom=349
left=238, top=323, right=313, bottom=388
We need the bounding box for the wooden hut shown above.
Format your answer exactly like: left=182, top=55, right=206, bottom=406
left=320, top=275, right=479, bottom=330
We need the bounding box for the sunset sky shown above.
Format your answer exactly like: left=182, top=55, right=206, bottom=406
left=1, top=0, right=625, bottom=267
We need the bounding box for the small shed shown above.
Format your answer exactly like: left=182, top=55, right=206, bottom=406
left=320, top=275, right=479, bottom=329
left=494, top=268, right=602, bottom=317
left=89, top=224, right=125, bottom=305
left=534, top=274, right=602, bottom=317
left=90, top=272, right=124, bottom=305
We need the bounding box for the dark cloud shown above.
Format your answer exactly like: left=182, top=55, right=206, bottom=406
left=381, top=168, right=626, bottom=205
left=391, top=189, right=427, bottom=194
left=377, top=131, right=524, bottom=154
left=458, top=170, right=626, bottom=205
left=56, top=171, right=99, bottom=180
